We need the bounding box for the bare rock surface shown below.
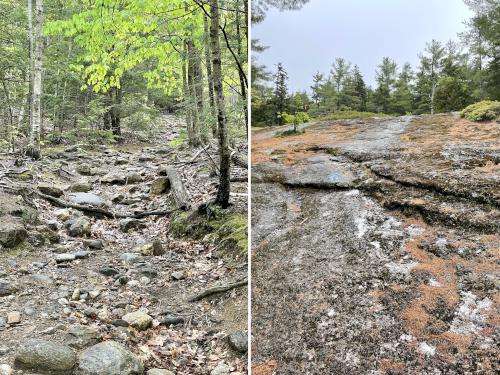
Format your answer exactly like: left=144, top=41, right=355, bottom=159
left=252, top=114, right=499, bottom=374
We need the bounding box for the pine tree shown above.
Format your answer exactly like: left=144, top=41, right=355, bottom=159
left=273, top=62, right=289, bottom=125
left=374, top=57, right=397, bottom=113
left=392, top=62, right=414, bottom=114
left=352, top=65, right=367, bottom=111
left=310, top=72, right=324, bottom=108
left=330, top=57, right=351, bottom=110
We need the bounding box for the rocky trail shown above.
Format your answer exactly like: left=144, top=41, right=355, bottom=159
left=0, top=115, right=248, bottom=375
left=251, top=114, right=499, bottom=374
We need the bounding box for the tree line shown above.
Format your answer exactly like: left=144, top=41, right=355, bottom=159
left=252, top=0, right=499, bottom=126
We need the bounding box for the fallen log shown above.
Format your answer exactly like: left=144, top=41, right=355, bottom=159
left=188, top=278, right=248, bottom=302
left=34, top=191, right=176, bottom=219
left=165, top=166, right=191, bottom=210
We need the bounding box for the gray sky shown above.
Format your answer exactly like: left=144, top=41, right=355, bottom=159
left=253, top=0, right=474, bottom=92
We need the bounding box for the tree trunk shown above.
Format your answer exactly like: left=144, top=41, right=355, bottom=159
left=236, top=6, right=248, bottom=135
left=210, top=0, right=230, bottom=208
left=28, top=0, right=33, bottom=136
left=110, top=87, right=121, bottom=138
left=187, top=40, right=201, bottom=146
left=204, top=14, right=217, bottom=136
left=181, top=53, right=194, bottom=143
left=27, top=0, right=42, bottom=159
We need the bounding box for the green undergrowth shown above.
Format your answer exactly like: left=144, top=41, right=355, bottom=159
left=321, top=111, right=394, bottom=121
left=170, top=208, right=247, bottom=261
left=460, top=101, right=500, bottom=121
left=277, top=128, right=305, bottom=137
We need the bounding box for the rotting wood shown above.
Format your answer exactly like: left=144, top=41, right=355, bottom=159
left=166, top=166, right=191, bottom=210
left=188, top=278, right=248, bottom=302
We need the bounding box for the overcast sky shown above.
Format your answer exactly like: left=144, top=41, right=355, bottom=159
left=253, top=0, right=474, bottom=92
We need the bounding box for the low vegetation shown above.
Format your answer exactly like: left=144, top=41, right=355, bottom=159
left=460, top=100, right=500, bottom=121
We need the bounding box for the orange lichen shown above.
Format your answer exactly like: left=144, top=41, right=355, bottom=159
left=252, top=360, right=278, bottom=375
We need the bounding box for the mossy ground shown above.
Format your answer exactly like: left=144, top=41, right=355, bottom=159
left=169, top=209, right=247, bottom=260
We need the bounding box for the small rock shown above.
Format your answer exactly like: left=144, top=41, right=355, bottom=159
left=147, top=370, right=175, bottom=375
left=121, top=311, right=153, bottom=331
left=125, top=173, right=143, bottom=184
left=0, top=280, right=17, bottom=296
left=88, top=290, right=101, bottom=299
left=70, top=182, right=91, bottom=193
left=68, top=193, right=104, bottom=207
left=137, top=267, right=158, bottom=279
left=76, top=341, right=144, bottom=375
left=55, top=253, right=76, bottom=263
left=55, top=209, right=72, bottom=221
left=74, top=251, right=91, bottom=259
left=38, top=184, right=64, bottom=197
left=111, top=194, right=125, bottom=203
left=7, top=311, right=21, bottom=324
left=71, top=289, right=81, bottom=301
left=0, top=364, right=12, bottom=375
left=14, top=339, right=76, bottom=374
left=120, top=253, right=143, bottom=264
left=228, top=331, right=248, bottom=353
left=98, top=267, right=120, bottom=277
left=69, top=217, right=91, bottom=237
left=76, top=165, right=93, bottom=176
left=83, top=239, right=103, bottom=249
left=171, top=271, right=186, bottom=281
left=67, top=325, right=99, bottom=349
left=211, top=363, right=230, bottom=375
left=119, top=219, right=146, bottom=233
left=150, top=177, right=170, bottom=195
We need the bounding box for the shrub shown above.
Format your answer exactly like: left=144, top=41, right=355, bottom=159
left=460, top=101, right=500, bottom=121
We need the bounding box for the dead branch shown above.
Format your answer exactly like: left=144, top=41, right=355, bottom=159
left=188, top=278, right=248, bottom=302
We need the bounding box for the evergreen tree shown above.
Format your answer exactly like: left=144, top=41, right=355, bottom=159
left=330, top=57, right=351, bottom=110
left=374, top=57, right=397, bottom=113
left=310, top=72, right=324, bottom=108
left=352, top=65, right=367, bottom=111
left=273, top=62, right=289, bottom=124
left=392, top=62, right=414, bottom=114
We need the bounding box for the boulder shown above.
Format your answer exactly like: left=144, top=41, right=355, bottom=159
left=0, top=218, right=27, bottom=248
left=14, top=339, right=76, bottom=374
left=210, top=363, right=230, bottom=375
left=75, top=341, right=144, bottom=375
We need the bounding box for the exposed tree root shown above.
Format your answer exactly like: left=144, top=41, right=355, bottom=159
left=188, top=278, right=248, bottom=302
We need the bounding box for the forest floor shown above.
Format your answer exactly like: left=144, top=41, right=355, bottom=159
left=0, top=115, right=248, bottom=375
left=251, top=113, right=499, bottom=374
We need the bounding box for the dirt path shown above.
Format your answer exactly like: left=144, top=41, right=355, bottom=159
left=252, top=114, right=499, bottom=374
left=0, top=115, right=248, bottom=374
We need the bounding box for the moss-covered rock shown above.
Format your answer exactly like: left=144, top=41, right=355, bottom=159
left=169, top=209, right=247, bottom=259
